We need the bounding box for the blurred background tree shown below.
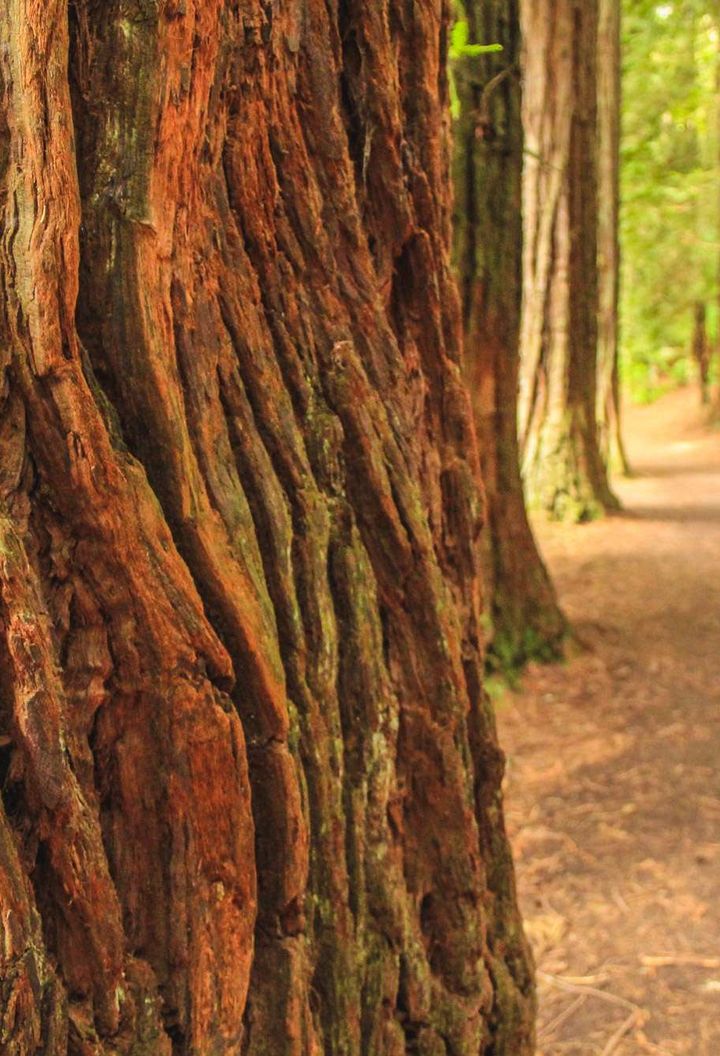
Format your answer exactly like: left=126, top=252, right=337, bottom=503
left=518, top=0, right=619, bottom=520
left=621, top=0, right=720, bottom=400
left=451, top=0, right=567, bottom=671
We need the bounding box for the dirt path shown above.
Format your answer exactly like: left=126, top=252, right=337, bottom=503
left=498, top=386, right=720, bottom=1055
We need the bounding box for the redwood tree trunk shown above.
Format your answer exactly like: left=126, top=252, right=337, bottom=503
left=452, top=1, right=566, bottom=667
left=597, top=0, right=630, bottom=473
left=519, top=0, right=619, bottom=520
left=0, top=2, right=533, bottom=1054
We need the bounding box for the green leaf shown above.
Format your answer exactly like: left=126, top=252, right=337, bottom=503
left=451, top=19, right=470, bottom=53
left=462, top=43, right=504, bottom=56
left=449, top=20, right=503, bottom=60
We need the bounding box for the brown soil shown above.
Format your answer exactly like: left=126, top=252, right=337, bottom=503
left=498, top=385, right=720, bottom=1055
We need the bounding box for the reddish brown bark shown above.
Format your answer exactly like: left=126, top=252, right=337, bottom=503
left=519, top=0, right=619, bottom=520
left=453, top=0, right=566, bottom=669
left=0, top=1, right=533, bottom=1053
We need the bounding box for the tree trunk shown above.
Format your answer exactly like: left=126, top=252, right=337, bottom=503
left=452, top=1, right=566, bottom=668
left=715, top=1, right=720, bottom=401
left=0, top=2, right=534, bottom=1054
left=597, top=0, right=630, bottom=474
left=519, top=0, right=619, bottom=520
left=692, top=302, right=711, bottom=404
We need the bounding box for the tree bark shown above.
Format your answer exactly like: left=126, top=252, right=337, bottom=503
left=0, top=2, right=534, bottom=1054
left=715, top=1, right=720, bottom=401
left=692, top=302, right=711, bottom=404
left=452, top=1, right=566, bottom=668
left=519, top=0, right=619, bottom=520
left=597, top=0, right=630, bottom=473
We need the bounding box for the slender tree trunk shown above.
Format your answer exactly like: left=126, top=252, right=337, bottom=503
left=715, top=1, right=720, bottom=403
left=597, top=0, right=630, bottom=473
left=519, top=0, right=619, bottom=520
left=692, top=302, right=711, bottom=404
left=0, top=2, right=534, bottom=1053
left=452, top=1, right=566, bottom=668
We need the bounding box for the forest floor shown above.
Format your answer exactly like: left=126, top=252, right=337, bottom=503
left=498, top=385, right=720, bottom=1055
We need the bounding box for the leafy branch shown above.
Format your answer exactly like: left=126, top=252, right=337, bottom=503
left=449, top=20, right=503, bottom=119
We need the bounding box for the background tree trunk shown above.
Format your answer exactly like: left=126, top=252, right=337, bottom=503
left=692, top=302, right=711, bottom=403
left=0, top=2, right=534, bottom=1053
left=715, top=0, right=720, bottom=400
left=519, top=0, right=619, bottom=520
left=597, top=0, right=631, bottom=473
left=452, top=1, right=566, bottom=668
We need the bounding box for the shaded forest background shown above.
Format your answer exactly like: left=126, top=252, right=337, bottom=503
left=622, top=0, right=720, bottom=400
left=452, top=0, right=720, bottom=672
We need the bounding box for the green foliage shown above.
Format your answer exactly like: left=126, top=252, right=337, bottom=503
left=449, top=20, right=504, bottom=59
left=621, top=0, right=719, bottom=400
left=486, top=621, right=566, bottom=685
left=448, top=18, right=503, bottom=119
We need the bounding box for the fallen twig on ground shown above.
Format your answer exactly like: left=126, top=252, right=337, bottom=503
left=599, top=1008, right=644, bottom=1056
left=537, top=993, right=588, bottom=1041
left=640, top=954, right=720, bottom=969
left=539, top=971, right=646, bottom=1054
left=538, top=971, right=637, bottom=1011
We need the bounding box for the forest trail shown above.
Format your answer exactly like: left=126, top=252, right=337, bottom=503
left=499, top=385, right=720, bottom=1055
